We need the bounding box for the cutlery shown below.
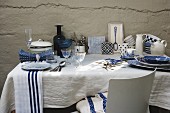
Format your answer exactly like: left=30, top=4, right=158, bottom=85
left=58, top=61, right=66, bottom=72
left=50, top=66, right=59, bottom=72
left=113, top=26, right=118, bottom=51
left=50, top=61, right=66, bottom=72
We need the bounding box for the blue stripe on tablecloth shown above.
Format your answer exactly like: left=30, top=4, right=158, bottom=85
left=28, top=71, right=33, bottom=113
left=98, top=93, right=107, bottom=112
left=31, top=71, right=37, bottom=113
left=28, top=71, right=41, bottom=113
left=35, top=71, right=40, bottom=113
left=87, top=97, right=96, bottom=113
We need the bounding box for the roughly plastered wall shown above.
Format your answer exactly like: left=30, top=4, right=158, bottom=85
left=0, top=0, right=170, bottom=95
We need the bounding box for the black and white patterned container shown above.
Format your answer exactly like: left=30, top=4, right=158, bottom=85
left=101, top=42, right=114, bottom=54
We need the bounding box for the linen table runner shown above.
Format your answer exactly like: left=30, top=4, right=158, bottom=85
left=13, top=70, right=43, bottom=113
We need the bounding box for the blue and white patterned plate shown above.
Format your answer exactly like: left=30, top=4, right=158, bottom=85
left=105, top=58, right=122, bottom=65
left=128, top=60, right=170, bottom=72
left=144, top=56, right=170, bottom=64
left=135, top=56, right=170, bottom=67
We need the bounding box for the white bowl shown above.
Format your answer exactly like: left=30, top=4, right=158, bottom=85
left=30, top=39, right=52, bottom=53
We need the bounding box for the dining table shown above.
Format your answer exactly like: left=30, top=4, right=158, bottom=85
left=0, top=53, right=170, bottom=113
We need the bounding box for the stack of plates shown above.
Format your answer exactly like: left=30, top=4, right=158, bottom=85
left=144, top=42, right=151, bottom=54
left=128, top=56, right=170, bottom=71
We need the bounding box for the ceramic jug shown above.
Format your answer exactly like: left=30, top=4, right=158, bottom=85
left=150, top=40, right=167, bottom=56
left=135, top=34, right=144, bottom=55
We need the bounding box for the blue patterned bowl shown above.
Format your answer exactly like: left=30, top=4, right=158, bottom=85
left=105, top=58, right=122, bottom=65
left=144, top=56, right=170, bottom=64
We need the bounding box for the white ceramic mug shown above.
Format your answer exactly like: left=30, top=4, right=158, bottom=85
left=118, top=43, right=129, bottom=56
left=75, top=46, right=85, bottom=52
left=127, top=48, right=136, bottom=57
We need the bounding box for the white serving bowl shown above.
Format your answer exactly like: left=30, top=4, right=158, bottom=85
left=30, top=39, right=53, bottom=53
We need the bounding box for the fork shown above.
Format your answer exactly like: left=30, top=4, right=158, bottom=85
left=50, top=66, right=59, bottom=72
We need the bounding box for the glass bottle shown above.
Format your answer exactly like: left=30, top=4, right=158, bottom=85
left=53, top=24, right=65, bottom=57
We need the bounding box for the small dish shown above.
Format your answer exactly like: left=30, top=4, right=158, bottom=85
left=120, top=56, right=135, bottom=60
left=144, top=56, right=170, bottom=64
left=105, top=58, right=122, bottom=65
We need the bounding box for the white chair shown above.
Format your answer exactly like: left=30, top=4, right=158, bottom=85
left=106, top=69, right=156, bottom=113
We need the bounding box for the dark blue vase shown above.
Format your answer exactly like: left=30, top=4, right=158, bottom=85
left=53, top=24, right=65, bottom=57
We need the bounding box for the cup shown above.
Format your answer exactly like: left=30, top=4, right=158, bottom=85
left=127, top=48, right=136, bottom=57
left=118, top=43, right=129, bottom=57
left=74, top=52, right=86, bottom=68
left=75, top=46, right=85, bottom=52
left=46, top=52, right=57, bottom=63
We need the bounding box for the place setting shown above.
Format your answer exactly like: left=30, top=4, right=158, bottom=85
left=20, top=52, right=52, bottom=71
left=19, top=28, right=56, bottom=71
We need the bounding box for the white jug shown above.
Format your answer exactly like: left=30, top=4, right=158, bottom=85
left=135, top=34, right=144, bottom=55
left=150, top=40, right=167, bottom=56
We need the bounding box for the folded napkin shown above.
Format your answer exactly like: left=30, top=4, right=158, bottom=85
left=76, top=92, right=108, bottom=113
left=19, top=49, right=53, bottom=62
left=13, top=70, right=43, bottom=113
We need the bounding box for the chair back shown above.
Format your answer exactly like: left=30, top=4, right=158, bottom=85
left=106, top=69, right=156, bottom=113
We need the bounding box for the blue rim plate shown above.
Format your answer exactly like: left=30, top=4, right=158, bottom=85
left=135, top=56, right=170, bottom=67
left=120, top=56, right=135, bottom=60
left=143, top=56, right=170, bottom=64
left=128, top=60, right=170, bottom=72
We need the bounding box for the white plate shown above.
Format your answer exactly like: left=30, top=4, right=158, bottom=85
left=21, top=62, right=51, bottom=71
left=135, top=57, right=170, bottom=67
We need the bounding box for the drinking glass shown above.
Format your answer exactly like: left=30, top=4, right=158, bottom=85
left=25, top=28, right=32, bottom=49
left=25, top=28, right=32, bottom=62
left=61, top=48, right=71, bottom=65
left=74, top=52, right=86, bottom=67
left=46, top=51, right=57, bottom=63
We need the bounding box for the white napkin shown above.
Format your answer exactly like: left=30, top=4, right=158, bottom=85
left=13, top=70, right=43, bottom=113
left=76, top=92, right=108, bottom=113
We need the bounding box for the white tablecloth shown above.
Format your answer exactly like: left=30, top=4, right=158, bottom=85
left=0, top=54, right=170, bottom=113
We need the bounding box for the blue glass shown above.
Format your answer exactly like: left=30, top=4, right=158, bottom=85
left=61, top=49, right=71, bottom=65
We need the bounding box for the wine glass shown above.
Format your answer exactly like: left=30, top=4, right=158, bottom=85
left=61, top=48, right=71, bottom=65
left=74, top=52, right=86, bottom=67
left=25, top=28, right=32, bottom=49
left=25, top=28, right=32, bottom=62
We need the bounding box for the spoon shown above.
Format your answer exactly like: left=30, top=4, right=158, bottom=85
left=113, top=26, right=118, bottom=51
left=58, top=61, right=66, bottom=72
